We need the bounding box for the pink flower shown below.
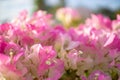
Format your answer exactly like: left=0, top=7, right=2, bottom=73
left=80, top=75, right=87, bottom=80
left=56, top=7, right=80, bottom=27
left=0, top=23, right=12, bottom=34
left=112, top=14, right=120, bottom=30
left=21, top=36, right=34, bottom=46
left=4, top=42, right=20, bottom=54
left=46, top=59, right=64, bottom=80
left=0, top=51, right=24, bottom=80
left=88, top=70, right=111, bottom=80
left=22, top=44, right=42, bottom=79
left=18, top=10, right=28, bottom=21
left=56, top=7, right=80, bottom=21
left=0, top=39, right=7, bottom=54
left=104, top=33, right=120, bottom=50
left=11, top=28, right=34, bottom=46
left=28, top=10, right=52, bottom=27
left=38, top=46, right=56, bottom=75
left=67, top=49, right=79, bottom=69
left=86, top=14, right=112, bottom=30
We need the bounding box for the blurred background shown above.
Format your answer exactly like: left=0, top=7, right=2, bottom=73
left=0, top=0, right=120, bottom=23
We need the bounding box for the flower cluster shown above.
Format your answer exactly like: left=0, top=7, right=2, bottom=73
left=0, top=8, right=120, bottom=80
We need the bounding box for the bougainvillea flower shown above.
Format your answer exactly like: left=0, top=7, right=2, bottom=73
left=0, top=51, right=24, bottom=80
left=88, top=70, right=111, bottom=80
left=38, top=46, right=56, bottom=75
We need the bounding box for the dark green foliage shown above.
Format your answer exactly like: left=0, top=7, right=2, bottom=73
left=59, top=69, right=81, bottom=80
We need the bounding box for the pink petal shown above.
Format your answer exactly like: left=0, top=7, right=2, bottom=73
left=104, top=33, right=115, bottom=47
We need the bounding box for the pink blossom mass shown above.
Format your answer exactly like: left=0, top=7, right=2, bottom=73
left=0, top=8, right=120, bottom=80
